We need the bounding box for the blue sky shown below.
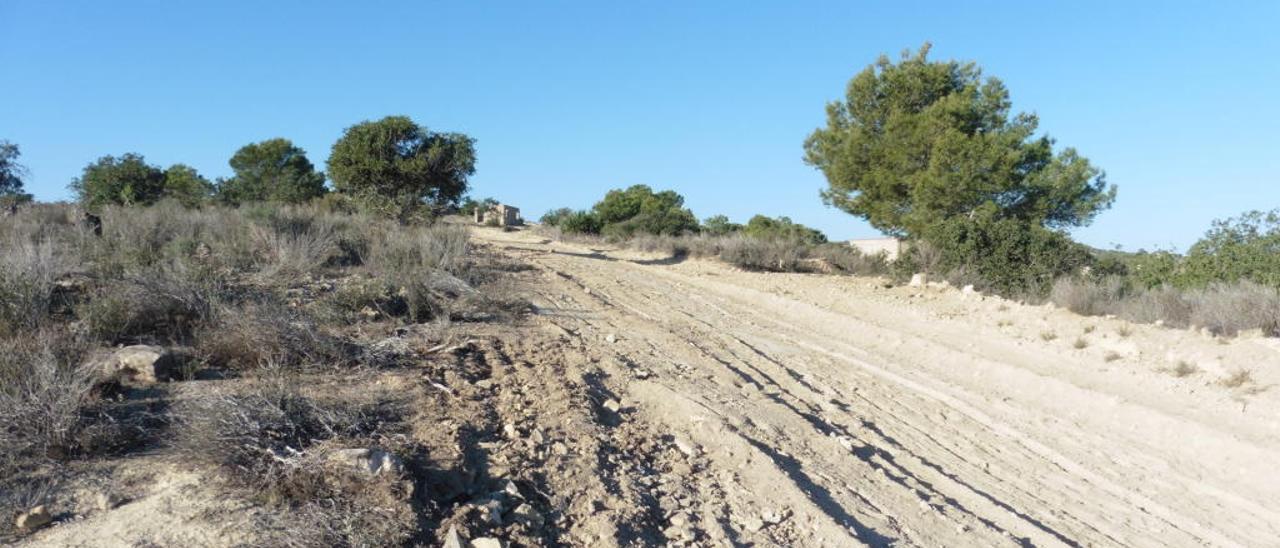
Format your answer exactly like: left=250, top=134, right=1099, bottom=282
left=2, top=1, right=1276, bottom=251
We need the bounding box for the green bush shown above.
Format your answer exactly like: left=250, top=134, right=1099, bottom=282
left=539, top=207, right=574, bottom=227
left=742, top=215, right=827, bottom=244
left=917, top=217, right=1092, bottom=296
left=558, top=210, right=603, bottom=235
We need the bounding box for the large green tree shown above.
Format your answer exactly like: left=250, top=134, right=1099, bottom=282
left=327, top=116, right=476, bottom=213
left=0, top=140, right=33, bottom=204
left=71, top=153, right=168, bottom=207
left=804, top=44, right=1116, bottom=238
left=591, top=184, right=699, bottom=237
left=162, top=164, right=215, bottom=207
left=220, top=138, right=326, bottom=204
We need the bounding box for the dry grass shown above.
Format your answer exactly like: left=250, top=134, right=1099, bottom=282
left=1072, top=337, right=1089, bottom=349
left=1103, top=351, right=1122, bottom=362
left=1050, top=277, right=1280, bottom=338
left=1040, top=330, right=1058, bottom=341
left=1169, top=360, right=1199, bottom=378
left=1219, top=368, right=1254, bottom=388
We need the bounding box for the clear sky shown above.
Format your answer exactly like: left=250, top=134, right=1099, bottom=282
left=2, top=1, right=1276, bottom=251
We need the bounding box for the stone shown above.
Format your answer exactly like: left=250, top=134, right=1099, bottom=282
left=603, top=399, right=622, bottom=413
left=672, top=437, right=699, bottom=457
left=961, top=284, right=977, bottom=296
left=95, top=492, right=121, bottom=511
left=908, top=273, right=928, bottom=288
left=15, top=505, right=52, bottom=532
left=442, top=525, right=466, bottom=548
left=470, top=539, right=504, bottom=548
left=326, top=447, right=404, bottom=476
left=97, top=345, right=182, bottom=383
left=605, top=333, right=618, bottom=344
left=512, top=503, right=544, bottom=528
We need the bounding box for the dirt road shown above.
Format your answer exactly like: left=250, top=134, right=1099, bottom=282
left=477, top=226, right=1280, bottom=547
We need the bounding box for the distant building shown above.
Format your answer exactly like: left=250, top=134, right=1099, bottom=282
left=475, top=203, right=523, bottom=227
left=848, top=237, right=902, bottom=261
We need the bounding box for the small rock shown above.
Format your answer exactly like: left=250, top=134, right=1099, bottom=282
left=442, top=525, right=466, bottom=548
left=503, top=423, right=519, bottom=439
left=742, top=516, right=765, bottom=532
left=15, top=505, right=51, bottom=533
left=956, top=522, right=970, bottom=533
left=603, top=399, right=622, bottom=413
left=512, top=503, right=544, bottom=528
left=672, top=437, right=699, bottom=457
left=471, top=537, right=504, bottom=548
left=326, top=447, right=404, bottom=476
left=762, top=508, right=788, bottom=524
left=552, top=442, right=569, bottom=455
left=605, top=333, right=618, bottom=344
left=95, top=345, right=182, bottom=383
left=908, top=273, right=928, bottom=288
left=95, top=492, right=121, bottom=511
left=634, top=368, right=652, bottom=379
left=529, top=430, right=545, bottom=444
left=475, top=379, right=495, bottom=390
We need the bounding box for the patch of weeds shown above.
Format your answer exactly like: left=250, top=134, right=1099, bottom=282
left=1219, top=368, right=1254, bottom=388
left=1103, top=351, right=1122, bottom=362
left=1072, top=337, right=1089, bottom=349
left=1117, top=324, right=1133, bottom=338
left=1170, top=360, right=1199, bottom=378
left=1039, top=330, right=1058, bottom=342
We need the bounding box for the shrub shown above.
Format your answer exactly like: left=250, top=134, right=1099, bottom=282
left=0, top=239, right=73, bottom=335
left=0, top=331, right=102, bottom=471
left=701, top=215, right=742, bottom=236
left=197, top=302, right=355, bottom=371
left=920, top=217, right=1092, bottom=297
left=558, top=210, right=603, bottom=235
left=368, top=224, right=471, bottom=322
left=742, top=215, right=827, bottom=244
left=1187, top=282, right=1280, bottom=337
left=539, top=207, right=574, bottom=227
left=718, top=235, right=809, bottom=272
left=173, top=374, right=386, bottom=497
left=811, top=243, right=888, bottom=276
left=78, top=265, right=219, bottom=345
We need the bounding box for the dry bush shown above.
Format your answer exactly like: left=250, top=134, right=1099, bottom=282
left=812, top=243, right=889, bottom=276
left=1051, top=277, right=1279, bottom=338
left=197, top=301, right=357, bottom=371
left=1187, top=282, right=1280, bottom=337
left=1169, top=360, right=1199, bottom=378
left=1050, top=276, right=1127, bottom=317
left=248, top=208, right=342, bottom=281
left=0, top=238, right=75, bottom=335
left=78, top=265, right=220, bottom=345
left=1114, top=285, right=1193, bottom=327
left=0, top=330, right=139, bottom=472
left=368, top=224, right=472, bottom=322
left=172, top=371, right=415, bottom=546
left=718, top=235, right=809, bottom=272
left=1219, top=368, right=1255, bottom=388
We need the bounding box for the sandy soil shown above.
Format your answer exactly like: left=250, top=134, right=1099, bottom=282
left=472, top=225, right=1280, bottom=547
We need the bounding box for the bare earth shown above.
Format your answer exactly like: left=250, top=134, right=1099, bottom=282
left=474, top=225, right=1280, bottom=547
left=23, top=224, right=1280, bottom=547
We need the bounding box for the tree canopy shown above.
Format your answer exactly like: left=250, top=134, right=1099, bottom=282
left=804, top=44, right=1115, bottom=238
left=162, top=164, right=214, bottom=207
left=592, top=184, right=699, bottom=237
left=71, top=153, right=168, bottom=207
left=701, top=215, right=742, bottom=236
left=0, top=141, right=33, bottom=204
left=71, top=154, right=217, bottom=208
left=220, top=138, right=326, bottom=204
left=327, top=116, right=476, bottom=212
left=742, top=215, right=828, bottom=244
